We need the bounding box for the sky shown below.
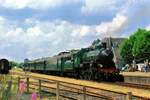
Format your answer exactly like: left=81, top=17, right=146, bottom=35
left=0, top=0, right=150, bottom=62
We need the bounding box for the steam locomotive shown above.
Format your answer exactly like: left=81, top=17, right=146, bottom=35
left=0, top=59, right=11, bottom=74
left=23, top=39, right=123, bottom=81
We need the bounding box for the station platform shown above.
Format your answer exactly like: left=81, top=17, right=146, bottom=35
left=121, top=72, right=150, bottom=85
left=121, top=72, right=150, bottom=77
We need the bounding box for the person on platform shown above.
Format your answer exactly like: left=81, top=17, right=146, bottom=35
left=143, top=59, right=149, bottom=72
left=132, top=60, right=137, bottom=71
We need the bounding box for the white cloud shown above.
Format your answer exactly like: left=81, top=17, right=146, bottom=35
left=0, top=54, right=14, bottom=61
left=80, top=26, right=90, bottom=37
left=96, top=14, right=128, bottom=37
left=146, top=25, right=150, bottom=30
left=0, top=14, right=129, bottom=61
left=0, top=17, right=96, bottom=61
left=71, top=25, right=95, bottom=37
left=93, top=0, right=150, bottom=37
left=0, top=0, right=82, bottom=9
left=1, top=0, right=150, bottom=62
left=81, top=0, right=121, bottom=14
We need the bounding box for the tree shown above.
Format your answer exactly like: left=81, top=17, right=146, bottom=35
left=132, top=29, right=150, bottom=61
left=119, top=28, right=150, bottom=63
left=9, top=61, right=19, bottom=68
left=119, top=39, right=134, bottom=63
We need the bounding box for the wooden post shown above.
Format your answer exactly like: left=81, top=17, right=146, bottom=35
left=5, top=81, right=12, bottom=100
left=83, top=86, right=86, bottom=100
left=7, top=80, right=12, bottom=89
left=126, top=92, right=132, bottom=100
left=18, top=77, right=20, bottom=91
left=26, top=77, right=29, bottom=93
left=10, top=75, right=13, bottom=81
left=39, top=80, right=41, bottom=98
left=56, top=81, right=60, bottom=100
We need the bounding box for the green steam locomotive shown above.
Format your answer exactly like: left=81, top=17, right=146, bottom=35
left=24, top=39, right=122, bottom=81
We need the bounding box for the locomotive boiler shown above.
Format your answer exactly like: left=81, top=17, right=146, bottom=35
left=24, top=39, right=122, bottom=81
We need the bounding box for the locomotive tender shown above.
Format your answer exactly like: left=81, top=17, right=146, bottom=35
left=24, top=39, right=122, bottom=81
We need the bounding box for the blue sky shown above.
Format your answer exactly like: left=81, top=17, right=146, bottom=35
left=0, top=0, right=150, bottom=61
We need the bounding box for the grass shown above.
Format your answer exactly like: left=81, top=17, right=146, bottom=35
left=0, top=75, right=13, bottom=100
left=0, top=73, right=56, bottom=100
left=0, top=74, right=24, bottom=100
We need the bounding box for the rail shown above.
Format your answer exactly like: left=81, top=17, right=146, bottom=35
left=10, top=70, right=150, bottom=100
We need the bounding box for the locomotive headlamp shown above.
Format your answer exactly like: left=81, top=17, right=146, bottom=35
left=98, top=64, right=103, bottom=68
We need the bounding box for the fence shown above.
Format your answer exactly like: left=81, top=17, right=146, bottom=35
left=17, top=76, right=113, bottom=100
left=10, top=70, right=150, bottom=100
